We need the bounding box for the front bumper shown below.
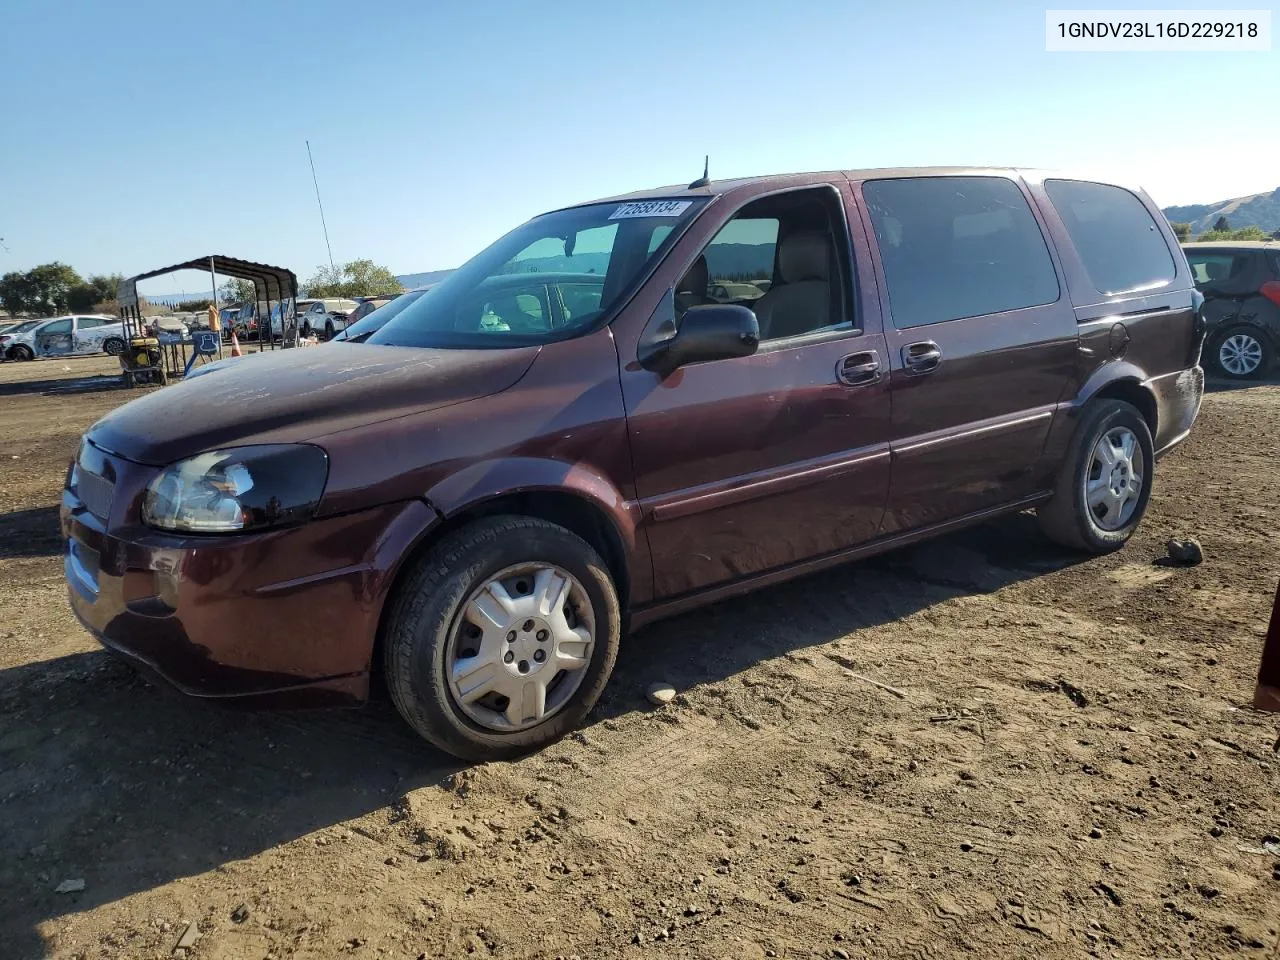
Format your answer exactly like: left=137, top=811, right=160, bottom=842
left=61, top=447, right=435, bottom=704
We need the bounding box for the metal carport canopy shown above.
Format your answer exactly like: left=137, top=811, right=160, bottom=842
left=117, top=255, right=298, bottom=308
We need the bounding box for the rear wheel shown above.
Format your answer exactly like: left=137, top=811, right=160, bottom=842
left=324, top=319, right=336, bottom=340
left=102, top=337, right=125, bottom=357
left=1038, top=399, right=1154, bottom=553
left=383, top=516, right=621, bottom=761
left=1210, top=325, right=1270, bottom=379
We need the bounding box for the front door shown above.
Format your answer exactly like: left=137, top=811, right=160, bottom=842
left=858, top=175, right=1078, bottom=534
left=622, top=185, right=892, bottom=599
left=34, top=317, right=74, bottom=357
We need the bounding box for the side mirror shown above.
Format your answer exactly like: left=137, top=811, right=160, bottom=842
left=639, top=303, right=760, bottom=375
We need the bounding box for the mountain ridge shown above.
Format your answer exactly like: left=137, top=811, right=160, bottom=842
left=1162, top=186, right=1280, bottom=234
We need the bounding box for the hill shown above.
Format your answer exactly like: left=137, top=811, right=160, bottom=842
left=1163, top=187, right=1280, bottom=235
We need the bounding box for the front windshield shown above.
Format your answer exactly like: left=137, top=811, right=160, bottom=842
left=11, top=319, right=43, bottom=333
left=342, top=289, right=427, bottom=341
left=369, top=198, right=705, bottom=349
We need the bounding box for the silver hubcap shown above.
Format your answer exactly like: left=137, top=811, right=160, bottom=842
left=1219, top=333, right=1262, bottom=375
left=447, top=563, right=594, bottom=732
left=1085, top=427, right=1144, bottom=531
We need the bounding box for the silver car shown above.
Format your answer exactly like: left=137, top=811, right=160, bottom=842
left=1, top=314, right=129, bottom=361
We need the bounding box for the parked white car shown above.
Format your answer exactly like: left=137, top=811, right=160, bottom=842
left=1, top=314, right=130, bottom=361
left=297, top=298, right=359, bottom=339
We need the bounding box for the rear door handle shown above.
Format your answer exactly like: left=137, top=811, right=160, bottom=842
left=836, top=350, right=881, bottom=386
left=902, top=341, right=942, bottom=375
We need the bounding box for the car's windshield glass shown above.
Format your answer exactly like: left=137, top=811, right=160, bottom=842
left=343, top=289, right=428, bottom=340
left=370, top=199, right=706, bottom=349
left=9, top=320, right=44, bottom=333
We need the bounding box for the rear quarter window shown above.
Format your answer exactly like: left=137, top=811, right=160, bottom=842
left=1044, top=180, right=1176, bottom=296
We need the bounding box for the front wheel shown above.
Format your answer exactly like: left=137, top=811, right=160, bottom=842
left=1210, top=325, right=1270, bottom=380
left=1038, top=399, right=1155, bottom=553
left=9, top=344, right=33, bottom=362
left=383, top=516, right=621, bottom=761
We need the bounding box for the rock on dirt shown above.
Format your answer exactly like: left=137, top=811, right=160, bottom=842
left=53, top=878, right=84, bottom=894
left=1161, top=537, right=1204, bottom=566
left=646, top=682, right=677, bottom=705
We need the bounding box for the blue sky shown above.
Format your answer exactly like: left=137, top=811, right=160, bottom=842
left=1, top=0, right=1276, bottom=296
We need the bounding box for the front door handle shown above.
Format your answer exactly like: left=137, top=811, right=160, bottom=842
left=902, top=341, right=942, bottom=375
left=836, top=350, right=881, bottom=386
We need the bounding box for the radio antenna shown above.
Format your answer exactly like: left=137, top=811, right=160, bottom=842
left=688, top=155, right=710, bottom=189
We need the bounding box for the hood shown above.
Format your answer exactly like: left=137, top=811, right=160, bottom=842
left=89, top=343, right=539, bottom=466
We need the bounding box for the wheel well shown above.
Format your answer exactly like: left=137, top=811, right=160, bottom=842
left=369, top=491, right=631, bottom=686
left=1093, top=379, right=1157, bottom=436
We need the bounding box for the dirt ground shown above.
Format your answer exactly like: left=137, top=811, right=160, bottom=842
left=1, top=353, right=1278, bottom=960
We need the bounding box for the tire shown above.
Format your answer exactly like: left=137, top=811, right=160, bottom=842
left=324, top=320, right=335, bottom=340
left=300, top=321, right=312, bottom=339
left=10, top=344, right=33, bottom=362
left=102, top=337, right=125, bottom=357
left=383, top=516, right=621, bottom=761
left=1037, top=399, right=1155, bottom=554
left=1209, top=325, right=1271, bottom=380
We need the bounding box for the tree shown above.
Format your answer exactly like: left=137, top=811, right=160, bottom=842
left=1271, top=229, right=1280, bottom=241
left=1170, top=222, right=1192, bottom=242
left=0, top=271, right=35, bottom=316
left=66, top=284, right=99, bottom=312
left=0, top=262, right=83, bottom=316
left=218, top=278, right=257, bottom=304
left=1213, top=215, right=1231, bottom=232
left=174, top=299, right=214, bottom=312
left=1196, top=225, right=1269, bottom=242
left=304, top=259, right=403, bottom=298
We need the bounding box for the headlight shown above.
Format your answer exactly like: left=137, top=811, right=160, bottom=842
left=142, top=444, right=329, bottom=534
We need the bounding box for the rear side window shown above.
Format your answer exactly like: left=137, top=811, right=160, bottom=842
left=863, top=177, right=1060, bottom=329
left=1044, top=180, right=1176, bottom=295
left=1184, top=251, right=1250, bottom=288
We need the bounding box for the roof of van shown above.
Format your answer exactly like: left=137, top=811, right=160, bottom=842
left=575, top=167, right=1153, bottom=208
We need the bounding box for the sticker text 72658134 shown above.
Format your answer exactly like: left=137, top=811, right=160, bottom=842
left=609, top=200, right=693, bottom=220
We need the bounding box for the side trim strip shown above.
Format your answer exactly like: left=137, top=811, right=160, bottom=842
left=630, top=491, right=1052, bottom=629
left=645, top=446, right=890, bottom=522
left=894, top=409, right=1053, bottom=456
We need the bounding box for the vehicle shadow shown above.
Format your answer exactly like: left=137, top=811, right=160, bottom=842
left=0, top=505, right=64, bottom=558
left=0, top=511, right=1081, bottom=958
left=0, top=376, right=125, bottom=398
left=1204, top=372, right=1280, bottom=393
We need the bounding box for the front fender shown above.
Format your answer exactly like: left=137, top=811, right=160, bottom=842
left=424, top=456, right=641, bottom=560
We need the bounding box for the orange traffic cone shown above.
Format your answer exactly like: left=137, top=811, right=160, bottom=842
left=229, top=330, right=243, bottom=358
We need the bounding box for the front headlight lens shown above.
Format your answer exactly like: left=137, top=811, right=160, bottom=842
left=142, top=444, right=329, bottom=534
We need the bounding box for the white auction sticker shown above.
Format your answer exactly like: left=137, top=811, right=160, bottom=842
left=609, top=200, right=693, bottom=220
left=1046, top=9, right=1271, bottom=51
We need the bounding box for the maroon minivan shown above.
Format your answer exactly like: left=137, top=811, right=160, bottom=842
left=63, top=168, right=1205, bottom=760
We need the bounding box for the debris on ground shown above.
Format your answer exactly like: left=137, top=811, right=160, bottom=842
left=53, top=878, right=84, bottom=894
left=173, top=921, right=199, bottom=954
left=645, top=682, right=676, bottom=705
left=1158, top=537, right=1204, bottom=567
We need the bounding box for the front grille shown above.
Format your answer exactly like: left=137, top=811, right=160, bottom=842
left=75, top=467, right=115, bottom=521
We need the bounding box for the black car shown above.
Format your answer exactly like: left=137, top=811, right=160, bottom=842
left=1182, top=242, right=1280, bottom=379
